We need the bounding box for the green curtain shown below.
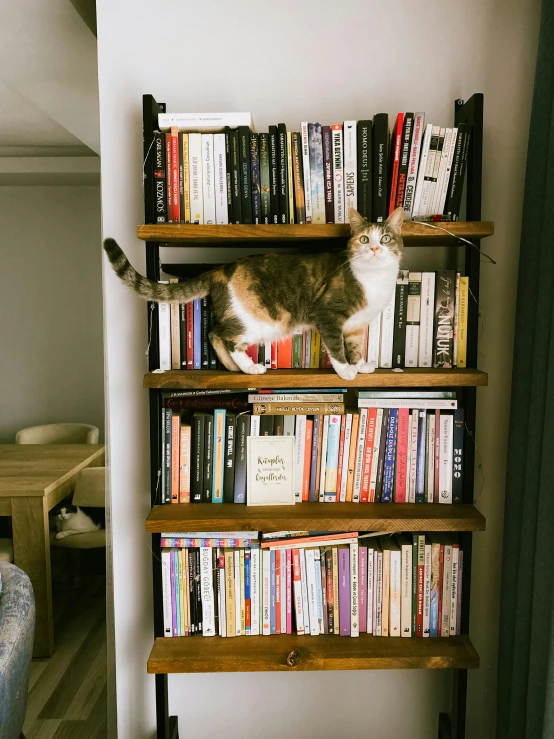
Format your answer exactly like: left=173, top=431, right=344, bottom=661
left=497, top=2, right=554, bottom=737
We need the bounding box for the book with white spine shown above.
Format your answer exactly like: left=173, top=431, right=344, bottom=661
left=418, top=126, right=441, bottom=218
left=200, top=547, right=216, bottom=636
left=262, top=549, right=271, bottom=635
left=437, top=127, right=459, bottom=218
left=368, top=408, right=384, bottom=502
left=343, top=121, right=357, bottom=221
left=158, top=290, right=171, bottom=370
left=234, top=550, right=241, bottom=636
left=405, top=272, right=422, bottom=367
left=318, top=415, right=330, bottom=502
left=350, top=540, right=359, bottom=637
left=418, top=272, right=436, bottom=367
left=249, top=415, right=260, bottom=437
left=339, top=414, right=353, bottom=502
left=300, top=122, right=313, bottom=223
left=305, top=549, right=320, bottom=636
left=158, top=111, right=252, bottom=132
left=352, top=409, right=368, bottom=503
left=408, top=411, right=418, bottom=503
left=214, top=133, right=228, bottom=224
left=426, top=413, right=436, bottom=503
left=403, top=112, right=425, bottom=219
left=375, top=547, right=383, bottom=636
left=450, top=544, right=459, bottom=635
left=250, top=548, right=260, bottom=635
left=399, top=537, right=412, bottom=637
left=411, top=123, right=433, bottom=219
left=367, top=546, right=374, bottom=634
left=292, top=552, right=304, bottom=635
left=308, top=123, right=326, bottom=224
left=431, top=128, right=453, bottom=217
left=439, top=413, right=454, bottom=503
left=425, top=127, right=445, bottom=217
left=299, top=549, right=311, bottom=633
left=201, top=134, right=216, bottom=224
left=283, top=416, right=295, bottom=437
left=367, top=313, right=382, bottom=367
left=161, top=549, right=172, bottom=637
left=293, top=415, right=307, bottom=502
left=358, top=398, right=457, bottom=410
left=423, top=542, right=432, bottom=637
left=332, top=124, right=345, bottom=223
left=389, top=544, right=401, bottom=637
left=188, top=133, right=204, bottom=224
left=379, top=291, right=397, bottom=368
left=248, top=394, right=344, bottom=403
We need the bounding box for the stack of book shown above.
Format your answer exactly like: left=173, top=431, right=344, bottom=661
left=160, top=390, right=464, bottom=506
left=158, top=270, right=469, bottom=371
left=151, top=111, right=470, bottom=225
left=161, top=531, right=463, bottom=639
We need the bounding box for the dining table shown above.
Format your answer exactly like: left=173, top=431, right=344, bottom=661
left=0, top=444, right=105, bottom=657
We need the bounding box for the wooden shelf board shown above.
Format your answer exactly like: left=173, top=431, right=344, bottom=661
left=137, top=221, right=494, bottom=244
left=146, top=503, right=485, bottom=533
left=147, top=634, right=479, bottom=673
left=144, top=368, right=488, bottom=390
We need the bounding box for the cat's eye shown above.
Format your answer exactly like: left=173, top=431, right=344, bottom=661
left=381, top=234, right=392, bottom=244
left=359, top=235, right=369, bottom=244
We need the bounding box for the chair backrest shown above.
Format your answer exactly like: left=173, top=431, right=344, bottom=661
left=15, top=423, right=99, bottom=445
left=72, top=467, right=105, bottom=508
left=0, top=562, right=35, bottom=739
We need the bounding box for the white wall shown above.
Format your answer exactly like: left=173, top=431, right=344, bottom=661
left=0, top=185, right=104, bottom=442
left=96, top=0, right=540, bottom=737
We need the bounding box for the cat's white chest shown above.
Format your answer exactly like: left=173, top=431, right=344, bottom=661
left=343, top=264, right=398, bottom=332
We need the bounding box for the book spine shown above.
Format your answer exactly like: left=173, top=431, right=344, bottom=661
left=212, top=409, right=226, bottom=503
left=444, top=124, right=467, bottom=220
left=453, top=409, right=464, bottom=503
left=339, top=414, right=353, bottom=502
left=309, top=415, right=320, bottom=502
left=352, top=409, right=368, bottom=504
left=332, top=548, right=340, bottom=634
left=170, top=412, right=180, bottom=503
left=170, top=127, right=180, bottom=223
left=223, top=413, right=236, bottom=504
left=400, top=542, right=412, bottom=637
left=367, top=313, right=381, bottom=367
left=286, top=549, right=293, bottom=634
left=287, top=131, right=295, bottom=223
left=233, top=414, right=249, bottom=503
left=299, top=550, right=310, bottom=633
left=300, top=122, right=313, bottom=222
left=456, top=550, right=463, bottom=636
left=389, top=548, right=401, bottom=636
left=372, top=113, right=389, bottom=223
left=415, top=410, right=427, bottom=503
left=433, top=271, right=456, bottom=368
left=270, top=550, right=277, bottom=634
left=262, top=549, right=270, bottom=635
left=250, top=548, right=259, bottom=635
left=439, top=413, right=453, bottom=504
left=411, top=123, right=433, bottom=219
left=268, top=126, right=279, bottom=224
left=441, top=543, right=452, bottom=636
left=367, top=547, right=374, bottom=634
left=308, top=123, right=325, bottom=224
left=322, top=125, right=334, bottom=223
left=213, top=133, right=228, bottom=224
left=350, top=541, right=359, bottom=637
left=434, top=410, right=441, bottom=504
left=375, top=550, right=383, bottom=636
left=224, top=128, right=233, bottom=223
left=185, top=302, right=193, bottom=369
left=191, top=414, right=204, bottom=503
left=293, top=415, right=307, bottom=502
left=279, top=549, right=287, bottom=633
left=332, top=124, right=344, bottom=223
left=291, top=549, right=304, bottom=634
left=405, top=272, right=422, bottom=368
left=238, top=126, right=253, bottom=224
left=392, top=270, right=409, bottom=368
left=325, top=550, right=334, bottom=633
left=359, top=546, right=367, bottom=633
left=388, top=113, right=404, bottom=215
left=418, top=272, right=436, bottom=367
left=179, top=424, right=191, bottom=503
left=302, top=419, right=313, bottom=502
left=250, top=133, right=261, bottom=224
left=153, top=131, right=167, bottom=223
left=436, top=125, right=458, bottom=219
left=369, top=408, right=384, bottom=502
left=416, top=535, right=425, bottom=637
left=379, top=290, right=396, bottom=368
left=343, top=120, right=357, bottom=222
left=425, top=127, right=445, bottom=218
left=230, top=129, right=242, bottom=224
left=426, top=413, right=436, bottom=503
left=456, top=276, right=469, bottom=368
left=253, top=402, right=345, bottom=415
left=453, top=273, right=460, bottom=366
left=161, top=550, right=173, bottom=636
left=259, top=133, right=271, bottom=224
left=395, top=408, right=410, bottom=503
left=429, top=542, right=440, bottom=637
left=291, top=132, right=306, bottom=224
left=178, top=303, right=187, bottom=370
left=395, top=112, right=413, bottom=210
left=193, top=299, right=201, bottom=369
left=335, top=415, right=347, bottom=501
left=244, top=549, right=251, bottom=635
left=188, top=133, right=203, bottom=224
left=357, top=120, right=372, bottom=220
left=315, top=549, right=325, bottom=633
left=432, top=127, right=453, bottom=218
left=450, top=545, right=459, bottom=635
left=403, top=112, right=425, bottom=219
left=201, top=134, right=216, bottom=224
left=201, top=299, right=209, bottom=369
left=324, top=415, right=341, bottom=501
left=423, top=543, right=432, bottom=636
left=360, top=409, right=376, bottom=503
left=276, top=123, right=289, bottom=224
left=200, top=547, right=215, bottom=636
left=339, top=548, right=350, bottom=636
left=165, top=133, right=173, bottom=222
left=382, top=410, right=398, bottom=503
left=318, top=416, right=330, bottom=502
left=305, top=549, right=319, bottom=635
left=418, top=126, right=440, bottom=218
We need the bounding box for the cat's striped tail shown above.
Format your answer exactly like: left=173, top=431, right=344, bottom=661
left=103, top=239, right=209, bottom=302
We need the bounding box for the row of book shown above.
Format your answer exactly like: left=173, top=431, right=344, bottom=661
left=158, top=270, right=469, bottom=371
left=160, top=390, right=464, bottom=505
left=160, top=531, right=463, bottom=638
left=151, top=110, right=470, bottom=225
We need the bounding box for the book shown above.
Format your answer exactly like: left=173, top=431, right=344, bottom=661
left=350, top=541, right=359, bottom=637
left=250, top=133, right=261, bottom=224
left=324, top=415, right=341, bottom=501
left=201, top=134, right=216, bottom=224
left=153, top=131, right=166, bottom=223
left=291, top=132, right=306, bottom=223
left=253, top=402, right=345, bottom=415
left=403, top=112, right=425, bottom=219
left=452, top=409, right=464, bottom=503
left=444, top=124, right=468, bottom=220
left=234, top=414, right=249, bottom=504
left=291, top=549, right=304, bottom=635
left=308, top=123, right=325, bottom=223
left=211, top=410, right=226, bottom=503
left=300, top=122, right=313, bottom=223
left=457, top=276, right=469, bottom=367
left=158, top=293, right=171, bottom=371
left=395, top=112, right=413, bottom=210
left=438, top=413, right=454, bottom=504
left=343, top=120, right=357, bottom=221
left=229, top=129, right=242, bottom=224
left=268, top=126, right=279, bottom=224
left=158, top=112, right=252, bottom=132
left=223, top=413, right=236, bottom=504
left=379, top=290, right=396, bottom=368
left=170, top=127, right=180, bottom=223
left=277, top=123, right=289, bottom=224
left=418, top=272, right=436, bottom=367
left=388, top=113, right=404, bottom=214
left=338, top=547, right=350, bottom=636
left=322, top=125, right=334, bottom=223
left=214, top=133, right=228, bottom=224
left=434, top=271, right=456, bottom=368
left=423, top=542, right=432, bottom=636
left=188, top=133, right=203, bottom=224
left=165, top=133, right=173, bottom=222
left=382, top=410, right=398, bottom=503
left=418, top=125, right=440, bottom=218
left=405, top=272, right=422, bottom=368
left=357, top=399, right=457, bottom=410
left=332, top=124, right=345, bottom=223
left=287, top=131, right=295, bottom=223
left=179, top=423, right=191, bottom=504
left=238, top=126, right=253, bottom=224
left=357, top=120, right=372, bottom=220
left=372, top=113, right=389, bottom=222
left=425, top=127, right=445, bottom=218
left=392, top=270, right=409, bottom=368
left=259, top=133, right=271, bottom=224
left=411, top=123, right=433, bottom=219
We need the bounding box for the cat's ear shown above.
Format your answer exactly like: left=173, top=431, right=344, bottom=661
left=349, top=208, right=367, bottom=234
left=385, top=206, right=404, bottom=234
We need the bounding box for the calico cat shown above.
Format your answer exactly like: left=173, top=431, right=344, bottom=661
left=51, top=499, right=105, bottom=539
left=104, top=207, right=403, bottom=380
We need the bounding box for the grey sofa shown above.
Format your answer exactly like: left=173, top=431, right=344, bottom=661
left=0, top=563, right=35, bottom=739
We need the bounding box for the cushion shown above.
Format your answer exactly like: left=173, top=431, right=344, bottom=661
left=72, top=467, right=105, bottom=508
left=0, top=539, right=13, bottom=563
left=50, top=529, right=106, bottom=549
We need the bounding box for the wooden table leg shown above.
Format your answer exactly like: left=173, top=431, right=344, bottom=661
left=12, top=497, right=54, bottom=658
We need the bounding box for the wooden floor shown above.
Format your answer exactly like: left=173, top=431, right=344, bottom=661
left=23, top=575, right=107, bottom=739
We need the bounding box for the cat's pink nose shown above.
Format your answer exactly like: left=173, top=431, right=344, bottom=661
left=370, top=246, right=381, bottom=255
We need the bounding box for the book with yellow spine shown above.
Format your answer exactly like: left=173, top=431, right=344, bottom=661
left=457, top=276, right=469, bottom=367
left=224, top=549, right=236, bottom=637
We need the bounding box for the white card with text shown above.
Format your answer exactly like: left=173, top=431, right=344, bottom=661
left=246, top=436, right=295, bottom=506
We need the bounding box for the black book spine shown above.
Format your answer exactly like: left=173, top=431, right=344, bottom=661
left=203, top=414, right=214, bottom=502
left=392, top=271, right=409, bottom=368
left=234, top=414, right=249, bottom=503
left=452, top=129, right=471, bottom=221
left=238, top=126, right=253, bottom=224
left=322, top=125, right=334, bottom=223
left=230, top=129, right=242, bottom=223
left=195, top=549, right=202, bottom=634
left=201, top=298, right=209, bottom=369
left=269, top=125, right=279, bottom=224
left=273, top=415, right=285, bottom=436
left=153, top=131, right=167, bottom=223
left=164, top=407, right=172, bottom=503
left=250, top=133, right=261, bottom=224
left=395, top=113, right=413, bottom=210
left=208, top=306, right=217, bottom=369
left=224, top=127, right=233, bottom=223
left=223, top=413, right=237, bottom=504
left=260, top=415, right=275, bottom=436
left=259, top=133, right=271, bottom=224
left=444, top=124, right=467, bottom=220
left=357, top=121, right=372, bottom=220
left=375, top=409, right=389, bottom=502
left=179, top=304, right=187, bottom=368
left=212, top=549, right=219, bottom=636
left=372, top=113, right=389, bottom=223
left=178, top=132, right=185, bottom=223
left=433, top=271, right=456, bottom=368
left=452, top=408, right=464, bottom=503
left=191, top=413, right=205, bottom=502
left=277, top=123, right=289, bottom=224
left=188, top=549, right=196, bottom=634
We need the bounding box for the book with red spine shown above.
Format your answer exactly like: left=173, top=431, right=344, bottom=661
left=286, top=549, right=292, bottom=634
left=185, top=302, right=194, bottom=369
left=171, top=412, right=180, bottom=503
left=291, top=549, right=304, bottom=635
left=322, top=125, right=334, bottom=223
left=388, top=113, right=405, bottom=215
left=433, top=410, right=441, bottom=503
left=395, top=113, right=414, bottom=209
left=271, top=341, right=278, bottom=369
left=394, top=408, right=410, bottom=503
left=360, top=408, right=377, bottom=503
left=302, top=419, right=313, bottom=502
left=277, top=337, right=292, bottom=369
left=179, top=424, right=191, bottom=503
left=245, top=345, right=258, bottom=364
left=165, top=133, right=173, bottom=222
left=416, top=534, right=425, bottom=637
left=335, top=415, right=347, bottom=497
left=171, top=127, right=181, bottom=223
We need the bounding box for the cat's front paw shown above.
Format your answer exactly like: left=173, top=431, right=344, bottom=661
left=335, top=364, right=358, bottom=381
left=55, top=532, right=66, bottom=540
left=356, top=361, right=377, bottom=374
left=244, top=363, right=267, bottom=375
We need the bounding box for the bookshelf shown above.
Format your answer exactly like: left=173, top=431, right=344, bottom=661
left=142, top=92, right=486, bottom=739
